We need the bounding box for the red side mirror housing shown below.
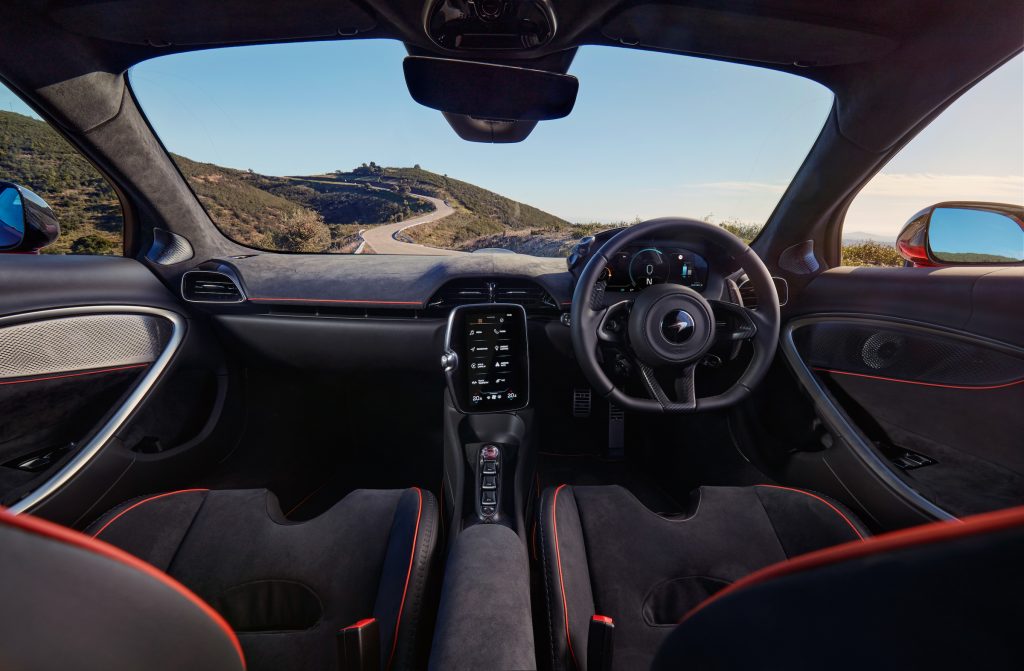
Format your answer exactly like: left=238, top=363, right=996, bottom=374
left=896, top=202, right=1024, bottom=268
left=895, top=207, right=935, bottom=267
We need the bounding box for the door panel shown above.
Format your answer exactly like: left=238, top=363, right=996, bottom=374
left=779, top=266, right=1024, bottom=523
left=0, top=255, right=236, bottom=526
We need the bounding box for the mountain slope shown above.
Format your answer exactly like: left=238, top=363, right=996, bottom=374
left=0, top=110, right=121, bottom=254
left=0, top=110, right=611, bottom=256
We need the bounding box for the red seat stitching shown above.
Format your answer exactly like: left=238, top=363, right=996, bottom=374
left=683, top=504, right=1024, bottom=623
left=0, top=507, right=246, bottom=669
left=756, top=484, right=865, bottom=540
left=386, top=487, right=423, bottom=671
left=552, top=483, right=579, bottom=670
left=91, top=489, right=209, bottom=539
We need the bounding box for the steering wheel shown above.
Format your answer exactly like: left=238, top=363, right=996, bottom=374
left=571, top=218, right=780, bottom=413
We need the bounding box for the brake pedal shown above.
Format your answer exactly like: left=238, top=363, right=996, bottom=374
left=573, top=387, right=592, bottom=418
left=607, top=403, right=624, bottom=459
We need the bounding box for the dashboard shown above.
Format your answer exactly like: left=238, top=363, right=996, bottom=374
left=600, top=245, right=709, bottom=293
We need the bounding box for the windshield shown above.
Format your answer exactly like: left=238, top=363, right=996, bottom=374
left=130, top=40, right=833, bottom=257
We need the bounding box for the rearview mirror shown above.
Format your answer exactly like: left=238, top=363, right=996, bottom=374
left=896, top=202, right=1023, bottom=267
left=0, top=182, right=60, bottom=253
left=403, top=56, right=578, bottom=121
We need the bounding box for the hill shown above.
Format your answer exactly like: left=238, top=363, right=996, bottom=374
left=0, top=110, right=583, bottom=255
left=0, top=110, right=122, bottom=254
left=842, top=231, right=896, bottom=245
left=296, top=164, right=583, bottom=253
left=0, top=110, right=916, bottom=264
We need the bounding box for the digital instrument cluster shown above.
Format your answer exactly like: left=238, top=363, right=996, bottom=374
left=601, top=246, right=709, bottom=293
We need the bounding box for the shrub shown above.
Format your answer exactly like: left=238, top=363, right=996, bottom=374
left=69, top=234, right=119, bottom=255
left=841, top=241, right=903, bottom=267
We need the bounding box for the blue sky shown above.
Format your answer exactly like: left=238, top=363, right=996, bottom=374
left=3, top=40, right=1022, bottom=235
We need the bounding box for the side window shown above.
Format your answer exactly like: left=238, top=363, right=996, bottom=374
left=0, top=82, right=123, bottom=255
left=841, top=55, right=1023, bottom=266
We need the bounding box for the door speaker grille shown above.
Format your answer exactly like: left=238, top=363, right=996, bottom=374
left=794, top=322, right=1024, bottom=387
left=0, top=314, right=170, bottom=379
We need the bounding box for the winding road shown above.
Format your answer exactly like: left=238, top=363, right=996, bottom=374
left=358, top=194, right=464, bottom=255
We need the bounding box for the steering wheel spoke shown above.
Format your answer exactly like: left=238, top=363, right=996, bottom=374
left=596, top=298, right=633, bottom=342
left=635, top=359, right=697, bottom=411
left=709, top=300, right=758, bottom=342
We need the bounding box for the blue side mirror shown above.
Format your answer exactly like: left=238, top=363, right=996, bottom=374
left=0, top=182, right=60, bottom=253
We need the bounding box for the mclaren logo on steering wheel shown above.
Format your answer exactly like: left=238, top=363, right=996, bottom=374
left=661, top=309, right=696, bottom=344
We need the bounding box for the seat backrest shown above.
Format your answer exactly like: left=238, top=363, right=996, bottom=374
left=654, top=505, right=1024, bottom=670
left=0, top=508, right=246, bottom=671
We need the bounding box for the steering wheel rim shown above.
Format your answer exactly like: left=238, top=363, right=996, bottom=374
left=570, top=217, right=780, bottom=413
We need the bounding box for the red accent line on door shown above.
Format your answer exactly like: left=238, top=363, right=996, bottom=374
left=813, top=367, right=1024, bottom=391
left=0, top=363, right=149, bottom=386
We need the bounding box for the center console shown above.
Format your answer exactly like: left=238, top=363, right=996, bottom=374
left=441, top=303, right=535, bottom=528
left=434, top=303, right=539, bottom=669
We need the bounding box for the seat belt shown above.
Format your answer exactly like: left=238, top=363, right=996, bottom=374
left=337, top=618, right=380, bottom=671
left=588, top=614, right=615, bottom=671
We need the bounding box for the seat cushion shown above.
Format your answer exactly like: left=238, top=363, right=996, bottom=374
left=87, top=487, right=438, bottom=671
left=538, top=484, right=867, bottom=671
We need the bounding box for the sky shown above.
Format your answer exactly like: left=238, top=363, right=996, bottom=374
left=2, top=40, right=1022, bottom=237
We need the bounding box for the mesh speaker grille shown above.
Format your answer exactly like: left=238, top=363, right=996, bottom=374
left=0, top=314, right=170, bottom=379
left=794, top=321, right=1024, bottom=386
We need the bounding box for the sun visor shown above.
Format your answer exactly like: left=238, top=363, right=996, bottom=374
left=603, top=5, right=896, bottom=67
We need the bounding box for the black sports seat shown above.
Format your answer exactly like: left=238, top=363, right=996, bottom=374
left=0, top=505, right=243, bottom=671
left=1, top=487, right=438, bottom=671
left=653, top=504, right=1024, bottom=670
left=538, top=484, right=868, bottom=671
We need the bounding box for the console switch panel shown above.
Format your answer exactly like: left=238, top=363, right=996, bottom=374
left=478, top=444, right=501, bottom=519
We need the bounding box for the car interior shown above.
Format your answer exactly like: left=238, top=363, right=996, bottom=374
left=1, top=1, right=1023, bottom=670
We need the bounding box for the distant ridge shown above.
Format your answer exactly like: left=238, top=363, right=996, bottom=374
left=842, top=231, right=896, bottom=245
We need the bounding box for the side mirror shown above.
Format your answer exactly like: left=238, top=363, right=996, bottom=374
left=0, top=182, right=60, bottom=253
left=896, top=202, right=1024, bottom=267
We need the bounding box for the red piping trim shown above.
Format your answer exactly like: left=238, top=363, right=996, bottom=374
left=592, top=615, right=614, bottom=625
left=0, top=507, right=246, bottom=669
left=386, top=487, right=423, bottom=671
left=683, top=504, right=1024, bottom=623
left=552, top=484, right=579, bottom=670
left=813, top=367, right=1024, bottom=391
left=92, top=489, right=209, bottom=539
left=0, top=363, right=149, bottom=386
left=249, top=297, right=422, bottom=306
left=756, top=485, right=864, bottom=540
left=343, top=618, right=377, bottom=631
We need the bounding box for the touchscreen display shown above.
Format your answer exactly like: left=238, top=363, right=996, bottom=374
left=447, top=304, right=529, bottom=412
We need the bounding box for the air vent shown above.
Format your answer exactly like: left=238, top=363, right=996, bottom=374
left=737, top=276, right=788, bottom=309
left=428, top=279, right=559, bottom=314
left=181, top=270, right=244, bottom=303
left=495, top=284, right=557, bottom=309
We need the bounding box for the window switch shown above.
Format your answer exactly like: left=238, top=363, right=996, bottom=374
left=482, top=460, right=498, bottom=475
left=481, top=490, right=497, bottom=506
left=482, top=475, right=497, bottom=490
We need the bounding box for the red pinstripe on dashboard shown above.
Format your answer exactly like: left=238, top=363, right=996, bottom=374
left=248, top=296, right=422, bottom=305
